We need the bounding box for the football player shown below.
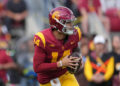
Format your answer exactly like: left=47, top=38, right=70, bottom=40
left=33, top=6, right=82, bottom=86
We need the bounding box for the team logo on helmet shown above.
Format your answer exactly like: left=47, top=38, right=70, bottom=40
left=52, top=11, right=60, bottom=20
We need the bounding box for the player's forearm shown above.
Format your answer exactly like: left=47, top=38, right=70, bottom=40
left=33, top=62, right=57, bottom=73
left=33, top=46, right=58, bottom=73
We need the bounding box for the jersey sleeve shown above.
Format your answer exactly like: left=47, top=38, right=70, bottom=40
left=33, top=32, right=58, bottom=73
left=34, top=32, right=46, bottom=48
left=33, top=46, right=57, bottom=73
left=75, top=26, right=82, bottom=42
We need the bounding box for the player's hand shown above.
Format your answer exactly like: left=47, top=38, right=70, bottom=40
left=57, top=55, right=80, bottom=69
left=68, top=56, right=81, bottom=70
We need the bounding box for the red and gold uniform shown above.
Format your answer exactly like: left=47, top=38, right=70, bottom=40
left=33, top=27, right=81, bottom=86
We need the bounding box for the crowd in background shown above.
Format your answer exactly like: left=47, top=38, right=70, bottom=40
left=0, top=0, right=120, bottom=86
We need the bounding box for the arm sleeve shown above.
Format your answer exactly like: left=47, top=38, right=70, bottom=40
left=84, top=57, right=93, bottom=81
left=33, top=33, right=58, bottom=73
left=33, top=46, right=57, bottom=73
left=104, top=57, right=114, bottom=81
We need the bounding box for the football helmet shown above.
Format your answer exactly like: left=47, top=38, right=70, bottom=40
left=49, top=6, right=76, bottom=35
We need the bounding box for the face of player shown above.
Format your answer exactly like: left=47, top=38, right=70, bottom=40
left=62, top=20, right=75, bottom=35
left=65, top=22, right=73, bottom=30
left=55, top=21, right=74, bottom=40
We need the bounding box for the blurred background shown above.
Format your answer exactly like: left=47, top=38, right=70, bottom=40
left=0, top=0, right=120, bottom=86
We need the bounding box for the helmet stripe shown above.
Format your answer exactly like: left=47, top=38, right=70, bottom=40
left=52, top=11, right=60, bottom=20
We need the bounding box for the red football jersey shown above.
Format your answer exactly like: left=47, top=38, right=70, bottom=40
left=33, top=27, right=82, bottom=84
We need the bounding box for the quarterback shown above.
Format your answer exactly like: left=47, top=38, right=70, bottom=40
left=33, top=6, right=82, bottom=86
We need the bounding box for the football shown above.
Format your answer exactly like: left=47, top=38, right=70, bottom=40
left=67, top=52, right=82, bottom=74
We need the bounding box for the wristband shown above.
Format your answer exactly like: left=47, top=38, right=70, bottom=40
left=59, top=60, right=63, bottom=67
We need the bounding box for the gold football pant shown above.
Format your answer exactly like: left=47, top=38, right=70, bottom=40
left=40, top=71, right=79, bottom=86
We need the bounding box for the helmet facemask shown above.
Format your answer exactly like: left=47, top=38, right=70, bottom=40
left=54, top=18, right=76, bottom=35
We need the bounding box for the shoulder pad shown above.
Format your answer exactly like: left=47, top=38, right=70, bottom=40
left=34, top=32, right=46, bottom=48
left=75, top=26, right=82, bottom=41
